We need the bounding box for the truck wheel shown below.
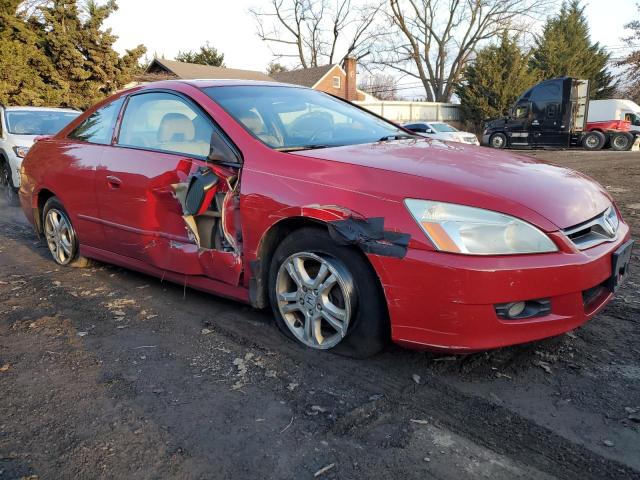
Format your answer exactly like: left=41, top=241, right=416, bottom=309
left=489, top=133, right=507, bottom=149
left=582, top=131, right=605, bottom=151
left=610, top=132, right=633, bottom=151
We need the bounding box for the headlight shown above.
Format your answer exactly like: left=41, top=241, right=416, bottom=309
left=404, top=199, right=558, bottom=255
left=13, top=146, right=30, bottom=158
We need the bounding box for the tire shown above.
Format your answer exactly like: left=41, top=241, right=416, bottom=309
left=268, top=226, right=389, bottom=358
left=42, top=197, right=91, bottom=268
left=610, top=132, right=633, bottom=151
left=582, top=131, right=606, bottom=151
left=489, top=133, right=507, bottom=149
left=1, top=161, right=19, bottom=206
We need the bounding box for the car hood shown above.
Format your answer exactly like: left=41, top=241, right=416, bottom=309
left=294, top=139, right=612, bottom=230
left=7, top=134, right=38, bottom=148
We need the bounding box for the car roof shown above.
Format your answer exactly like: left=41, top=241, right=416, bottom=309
left=138, top=79, right=307, bottom=90
left=4, top=106, right=80, bottom=113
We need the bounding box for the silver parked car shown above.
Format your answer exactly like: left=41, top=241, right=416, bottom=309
left=403, top=121, right=480, bottom=146
left=0, top=106, right=80, bottom=205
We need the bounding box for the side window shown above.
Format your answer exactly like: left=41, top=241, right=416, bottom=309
left=117, top=92, right=214, bottom=158
left=332, top=76, right=341, bottom=89
left=514, top=104, right=529, bottom=119
left=69, top=97, right=124, bottom=145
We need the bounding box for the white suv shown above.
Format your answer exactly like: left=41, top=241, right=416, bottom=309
left=1, top=106, right=80, bottom=205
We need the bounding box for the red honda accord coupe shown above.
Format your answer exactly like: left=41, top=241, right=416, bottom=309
left=19, top=80, right=633, bottom=356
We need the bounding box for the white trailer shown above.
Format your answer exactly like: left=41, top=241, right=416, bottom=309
left=588, top=99, right=640, bottom=132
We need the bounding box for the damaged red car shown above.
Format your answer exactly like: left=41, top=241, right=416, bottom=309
left=19, top=80, right=634, bottom=357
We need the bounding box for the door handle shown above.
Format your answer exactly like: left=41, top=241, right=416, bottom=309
left=106, top=175, right=122, bottom=188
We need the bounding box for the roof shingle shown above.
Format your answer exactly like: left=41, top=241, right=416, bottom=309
left=271, top=65, right=338, bottom=88
left=147, top=58, right=274, bottom=82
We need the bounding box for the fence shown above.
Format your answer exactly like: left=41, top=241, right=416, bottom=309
left=354, top=100, right=463, bottom=125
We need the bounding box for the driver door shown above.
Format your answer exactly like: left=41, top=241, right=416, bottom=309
left=506, top=101, right=532, bottom=147
left=96, top=90, right=242, bottom=285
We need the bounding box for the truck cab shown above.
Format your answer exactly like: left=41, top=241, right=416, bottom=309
left=482, top=77, right=637, bottom=151
left=482, top=77, right=587, bottom=149
left=588, top=99, right=640, bottom=133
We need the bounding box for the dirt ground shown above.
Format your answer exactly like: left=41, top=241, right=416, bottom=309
left=0, top=149, right=639, bottom=480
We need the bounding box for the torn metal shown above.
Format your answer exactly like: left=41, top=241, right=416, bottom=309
left=327, top=217, right=410, bottom=259
left=163, top=165, right=243, bottom=286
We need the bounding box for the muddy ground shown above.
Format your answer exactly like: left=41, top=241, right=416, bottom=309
left=0, top=149, right=639, bottom=480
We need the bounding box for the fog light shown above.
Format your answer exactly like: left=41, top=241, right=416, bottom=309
left=507, top=301, right=526, bottom=318
left=495, top=299, right=552, bottom=320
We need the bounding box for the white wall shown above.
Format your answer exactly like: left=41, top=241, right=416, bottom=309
left=354, top=101, right=462, bottom=124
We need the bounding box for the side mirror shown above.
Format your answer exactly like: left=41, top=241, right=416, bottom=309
left=208, top=130, right=239, bottom=164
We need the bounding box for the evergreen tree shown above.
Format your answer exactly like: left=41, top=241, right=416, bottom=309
left=266, top=61, right=288, bottom=75
left=39, top=0, right=145, bottom=109
left=530, top=0, right=616, bottom=99
left=176, top=42, right=225, bottom=67
left=456, top=33, right=538, bottom=130
left=0, top=0, right=62, bottom=106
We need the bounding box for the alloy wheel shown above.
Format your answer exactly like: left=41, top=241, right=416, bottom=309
left=276, top=252, right=355, bottom=349
left=44, top=208, right=76, bottom=265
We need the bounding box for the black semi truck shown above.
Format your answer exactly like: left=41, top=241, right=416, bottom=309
left=481, top=77, right=639, bottom=151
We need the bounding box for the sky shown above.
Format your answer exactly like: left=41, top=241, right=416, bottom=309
left=104, top=0, right=639, bottom=95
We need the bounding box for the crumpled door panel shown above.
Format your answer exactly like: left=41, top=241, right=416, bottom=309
left=144, top=161, right=243, bottom=286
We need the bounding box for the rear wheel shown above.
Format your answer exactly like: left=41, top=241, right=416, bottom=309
left=268, top=227, right=389, bottom=358
left=42, top=197, right=91, bottom=268
left=582, top=131, right=606, bottom=151
left=489, top=133, right=507, bottom=149
left=1, top=162, right=19, bottom=206
left=610, top=132, right=633, bottom=151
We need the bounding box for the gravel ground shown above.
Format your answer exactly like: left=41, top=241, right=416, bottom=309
left=0, top=149, right=639, bottom=480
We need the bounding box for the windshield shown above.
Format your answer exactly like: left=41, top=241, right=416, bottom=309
left=204, top=85, right=405, bottom=151
left=430, top=123, right=458, bottom=133
left=5, top=110, right=80, bottom=135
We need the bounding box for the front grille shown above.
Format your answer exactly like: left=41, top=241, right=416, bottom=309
left=563, top=207, right=619, bottom=250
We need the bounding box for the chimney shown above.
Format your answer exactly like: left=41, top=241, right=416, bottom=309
left=344, top=56, right=357, bottom=102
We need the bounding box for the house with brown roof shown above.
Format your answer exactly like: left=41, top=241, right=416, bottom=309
left=271, top=58, right=375, bottom=101
left=145, top=57, right=273, bottom=82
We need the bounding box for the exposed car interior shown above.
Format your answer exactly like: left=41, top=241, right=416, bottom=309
left=118, top=93, right=213, bottom=157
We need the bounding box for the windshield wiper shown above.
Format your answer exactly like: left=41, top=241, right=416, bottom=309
left=275, top=144, right=333, bottom=152
left=378, top=134, right=415, bottom=142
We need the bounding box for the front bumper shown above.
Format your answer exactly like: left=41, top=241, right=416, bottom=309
left=370, top=223, right=631, bottom=352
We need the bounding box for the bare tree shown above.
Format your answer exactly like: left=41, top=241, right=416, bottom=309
left=250, top=0, right=384, bottom=68
left=616, top=19, right=640, bottom=103
left=358, top=73, right=399, bottom=99
left=376, top=0, right=553, bottom=102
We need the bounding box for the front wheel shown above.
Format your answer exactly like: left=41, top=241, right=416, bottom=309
left=489, top=133, right=507, bottom=149
left=268, top=227, right=389, bottom=358
left=1, top=162, right=19, bottom=206
left=42, top=197, right=91, bottom=268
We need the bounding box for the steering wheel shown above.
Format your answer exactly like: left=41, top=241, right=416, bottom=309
left=308, top=125, right=334, bottom=143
